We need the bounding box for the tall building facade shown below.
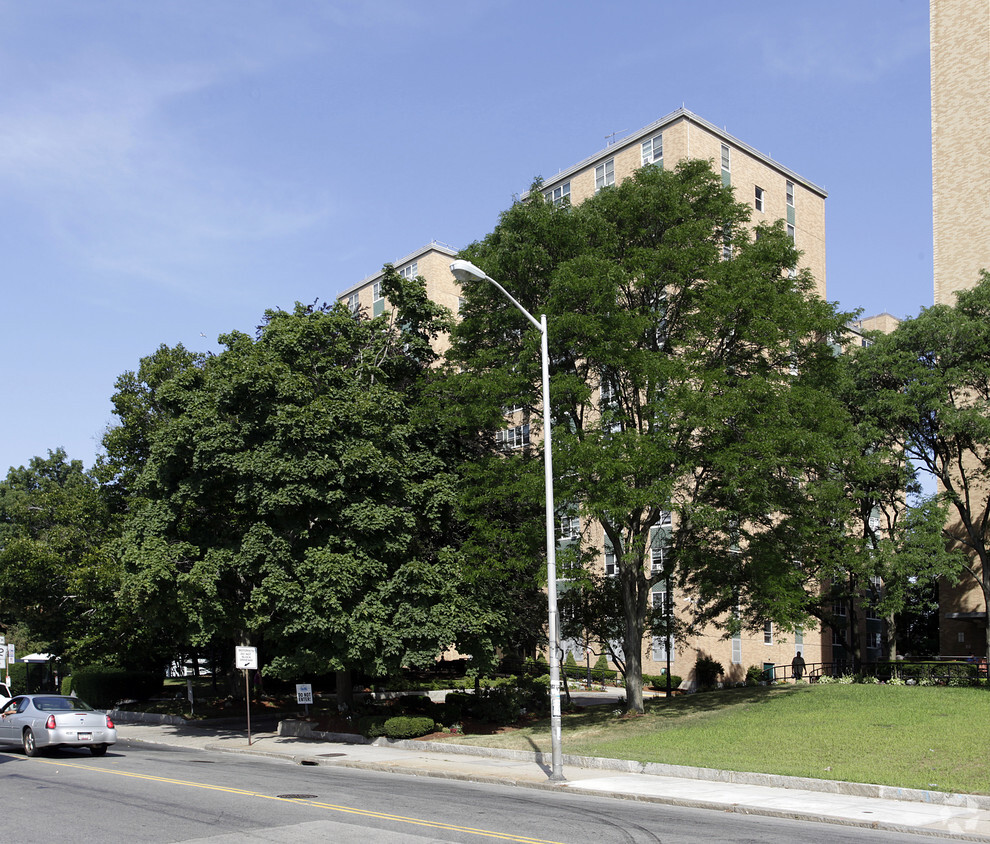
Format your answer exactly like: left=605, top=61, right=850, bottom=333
left=931, top=0, right=990, bottom=657
left=340, top=109, right=833, bottom=686
left=931, top=0, right=990, bottom=307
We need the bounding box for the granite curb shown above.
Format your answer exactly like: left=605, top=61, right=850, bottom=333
left=277, top=717, right=990, bottom=813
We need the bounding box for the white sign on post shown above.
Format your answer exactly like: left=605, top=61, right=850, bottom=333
left=295, top=683, right=313, bottom=705
left=234, top=646, right=258, bottom=670
left=0, top=646, right=6, bottom=666
left=7, top=644, right=15, bottom=663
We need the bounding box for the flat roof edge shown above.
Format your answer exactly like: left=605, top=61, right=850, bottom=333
left=339, top=241, right=459, bottom=297
left=530, top=107, right=828, bottom=199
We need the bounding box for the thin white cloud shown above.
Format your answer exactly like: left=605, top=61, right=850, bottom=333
left=0, top=8, right=332, bottom=295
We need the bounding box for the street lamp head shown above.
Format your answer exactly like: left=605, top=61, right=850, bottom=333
left=449, top=259, right=488, bottom=284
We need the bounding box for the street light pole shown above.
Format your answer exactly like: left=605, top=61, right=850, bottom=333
left=450, top=259, right=565, bottom=783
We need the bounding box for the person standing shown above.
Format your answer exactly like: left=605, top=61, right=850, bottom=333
left=791, top=651, right=806, bottom=681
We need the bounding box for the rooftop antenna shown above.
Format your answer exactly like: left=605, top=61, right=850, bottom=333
left=605, top=130, right=627, bottom=147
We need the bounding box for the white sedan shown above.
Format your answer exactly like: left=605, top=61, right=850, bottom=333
left=0, top=694, right=116, bottom=756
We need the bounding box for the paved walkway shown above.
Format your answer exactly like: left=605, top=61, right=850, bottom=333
left=112, top=716, right=990, bottom=841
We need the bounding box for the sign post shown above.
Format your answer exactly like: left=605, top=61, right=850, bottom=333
left=295, top=683, right=313, bottom=716
left=234, top=646, right=258, bottom=745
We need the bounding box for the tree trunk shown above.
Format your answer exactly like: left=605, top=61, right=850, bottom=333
left=335, top=669, right=354, bottom=711
left=621, top=568, right=646, bottom=713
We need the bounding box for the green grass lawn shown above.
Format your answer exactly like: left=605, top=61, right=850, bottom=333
left=445, top=684, right=990, bottom=795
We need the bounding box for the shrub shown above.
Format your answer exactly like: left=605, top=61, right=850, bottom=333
left=72, top=665, right=163, bottom=709
left=6, top=662, right=27, bottom=691
left=644, top=673, right=681, bottom=690
left=694, top=656, right=724, bottom=689
left=383, top=716, right=435, bottom=739
left=565, top=651, right=577, bottom=668
left=473, top=686, right=524, bottom=724
left=355, top=715, right=388, bottom=738
left=745, top=665, right=766, bottom=686
left=515, top=674, right=550, bottom=715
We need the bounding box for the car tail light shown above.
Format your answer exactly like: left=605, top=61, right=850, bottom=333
left=45, top=715, right=56, bottom=730
left=106, top=716, right=115, bottom=729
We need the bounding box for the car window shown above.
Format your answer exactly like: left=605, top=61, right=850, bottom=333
left=15, top=698, right=29, bottom=713
left=0, top=698, right=19, bottom=714
left=34, top=696, right=94, bottom=712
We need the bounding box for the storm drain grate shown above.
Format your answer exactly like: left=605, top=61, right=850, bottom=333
left=277, top=794, right=318, bottom=799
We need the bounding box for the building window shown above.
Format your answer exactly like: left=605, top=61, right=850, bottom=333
left=346, top=292, right=360, bottom=315
left=595, top=159, right=615, bottom=192
left=652, top=579, right=672, bottom=615
left=557, top=511, right=580, bottom=543
left=833, top=599, right=847, bottom=618
left=764, top=621, right=773, bottom=645
left=651, top=633, right=675, bottom=662
left=399, top=261, right=418, bottom=279
left=755, top=186, right=764, bottom=212
left=787, top=223, right=795, bottom=241
left=786, top=180, right=794, bottom=208
left=868, top=631, right=882, bottom=651
left=650, top=511, right=673, bottom=574
left=457, top=296, right=465, bottom=315
left=604, top=541, right=617, bottom=577
left=544, top=182, right=570, bottom=206
left=731, top=631, right=742, bottom=665
left=641, top=133, right=663, bottom=167
left=722, top=224, right=732, bottom=260
left=721, top=144, right=730, bottom=172
left=496, top=424, right=530, bottom=451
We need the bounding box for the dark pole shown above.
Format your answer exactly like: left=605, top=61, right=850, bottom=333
left=665, top=581, right=672, bottom=696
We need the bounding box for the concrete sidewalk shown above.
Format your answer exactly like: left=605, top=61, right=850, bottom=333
left=113, top=718, right=990, bottom=841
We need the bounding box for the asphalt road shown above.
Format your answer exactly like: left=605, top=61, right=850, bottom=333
left=0, top=741, right=953, bottom=843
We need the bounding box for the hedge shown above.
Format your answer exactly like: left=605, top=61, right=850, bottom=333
left=70, top=666, right=163, bottom=709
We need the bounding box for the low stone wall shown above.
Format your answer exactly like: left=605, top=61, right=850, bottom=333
left=278, top=718, right=368, bottom=744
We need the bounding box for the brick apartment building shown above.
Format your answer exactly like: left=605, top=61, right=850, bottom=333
left=337, top=108, right=859, bottom=687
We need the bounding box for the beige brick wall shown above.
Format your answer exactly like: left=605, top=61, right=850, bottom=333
left=577, top=517, right=826, bottom=689
left=931, top=0, right=990, bottom=305
left=931, top=0, right=990, bottom=656
left=541, top=113, right=827, bottom=298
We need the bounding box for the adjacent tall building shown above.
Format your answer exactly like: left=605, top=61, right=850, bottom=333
left=339, top=108, right=839, bottom=686
left=931, top=0, right=990, bottom=657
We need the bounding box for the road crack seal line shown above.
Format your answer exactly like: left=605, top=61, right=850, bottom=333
left=32, top=758, right=566, bottom=843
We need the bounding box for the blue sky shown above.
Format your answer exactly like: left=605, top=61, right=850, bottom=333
left=1, top=1, right=933, bottom=473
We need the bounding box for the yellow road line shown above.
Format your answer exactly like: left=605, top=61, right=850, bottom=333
left=29, top=758, right=566, bottom=844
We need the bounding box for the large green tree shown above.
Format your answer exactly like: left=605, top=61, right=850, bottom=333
left=852, top=274, right=990, bottom=662
left=0, top=450, right=121, bottom=663
left=104, top=269, right=491, bottom=692
left=449, top=161, right=851, bottom=711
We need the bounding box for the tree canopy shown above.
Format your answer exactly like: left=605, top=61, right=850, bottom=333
left=852, top=274, right=990, bottom=661
left=102, top=269, right=492, bottom=685
left=449, top=160, right=855, bottom=710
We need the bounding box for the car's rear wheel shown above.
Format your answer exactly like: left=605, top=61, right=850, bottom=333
left=22, top=728, right=39, bottom=757
left=90, top=744, right=108, bottom=757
